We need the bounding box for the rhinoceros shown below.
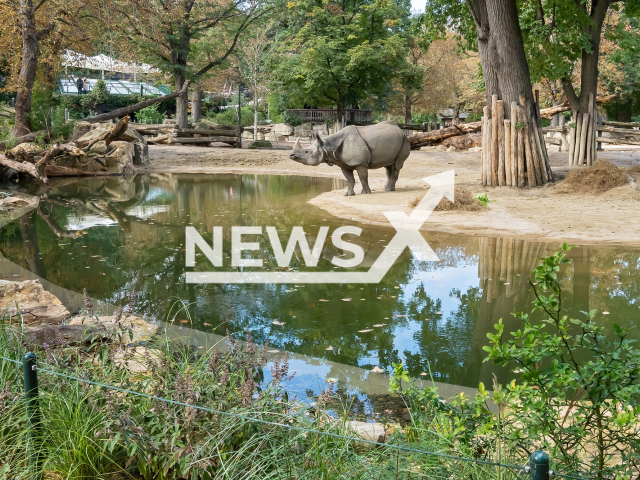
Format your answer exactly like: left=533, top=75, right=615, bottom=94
left=289, top=121, right=410, bottom=195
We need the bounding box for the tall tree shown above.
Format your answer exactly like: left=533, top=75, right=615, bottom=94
left=104, top=0, right=269, bottom=128
left=275, top=0, right=411, bottom=120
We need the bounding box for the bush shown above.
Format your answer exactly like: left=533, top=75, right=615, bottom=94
left=135, top=103, right=166, bottom=124
left=206, top=106, right=264, bottom=127
left=279, top=111, right=303, bottom=126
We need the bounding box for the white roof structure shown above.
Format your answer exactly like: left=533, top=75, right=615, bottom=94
left=59, top=78, right=166, bottom=96
left=61, top=50, right=161, bottom=75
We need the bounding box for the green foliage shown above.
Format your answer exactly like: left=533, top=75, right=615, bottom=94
left=483, top=243, right=640, bottom=478
left=474, top=193, right=493, bottom=207
left=279, top=111, right=303, bottom=126
left=135, top=103, right=167, bottom=124
left=207, top=106, right=264, bottom=127
left=412, top=112, right=433, bottom=124
left=389, top=362, right=410, bottom=393
left=274, top=0, right=411, bottom=111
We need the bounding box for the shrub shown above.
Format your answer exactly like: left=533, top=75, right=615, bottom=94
left=136, top=103, right=166, bottom=124
left=206, top=106, right=264, bottom=127
left=279, top=111, right=303, bottom=126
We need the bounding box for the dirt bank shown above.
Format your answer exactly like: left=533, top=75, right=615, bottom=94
left=141, top=144, right=640, bottom=245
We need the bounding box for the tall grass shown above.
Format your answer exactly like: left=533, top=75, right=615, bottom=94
left=0, top=310, right=525, bottom=480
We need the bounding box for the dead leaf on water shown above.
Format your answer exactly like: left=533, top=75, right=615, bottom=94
left=373, top=324, right=386, bottom=327
left=342, top=298, right=352, bottom=301
left=603, top=311, right=610, bottom=315
left=272, top=321, right=286, bottom=326
left=203, top=323, right=212, bottom=326
left=371, top=366, right=384, bottom=373
left=420, top=372, right=427, bottom=376
left=325, top=346, right=334, bottom=351
left=435, top=311, right=443, bottom=315
left=180, top=320, right=189, bottom=324
left=319, top=299, right=329, bottom=302
left=267, top=349, right=280, bottom=353
left=358, top=329, right=373, bottom=333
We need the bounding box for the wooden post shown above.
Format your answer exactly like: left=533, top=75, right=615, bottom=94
left=510, top=102, right=518, bottom=186
left=236, top=84, right=242, bottom=149
left=586, top=93, right=594, bottom=166
left=486, top=121, right=493, bottom=185
left=517, top=107, right=526, bottom=187
left=528, top=117, right=544, bottom=185
left=491, top=95, right=499, bottom=186
left=596, top=114, right=603, bottom=151
left=577, top=113, right=589, bottom=166
left=504, top=119, right=512, bottom=186
left=483, top=106, right=490, bottom=185
left=481, top=115, right=486, bottom=185
left=573, top=113, right=583, bottom=165
left=568, top=114, right=576, bottom=165
left=520, top=98, right=536, bottom=187
left=497, top=100, right=506, bottom=186
left=534, top=91, right=553, bottom=181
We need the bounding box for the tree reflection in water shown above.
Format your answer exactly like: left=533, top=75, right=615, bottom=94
left=1, top=174, right=639, bottom=389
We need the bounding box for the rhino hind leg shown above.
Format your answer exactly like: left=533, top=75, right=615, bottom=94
left=385, top=138, right=410, bottom=192
left=356, top=166, right=371, bottom=194
left=341, top=168, right=356, bottom=196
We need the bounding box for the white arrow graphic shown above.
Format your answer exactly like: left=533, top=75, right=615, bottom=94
left=186, top=170, right=454, bottom=284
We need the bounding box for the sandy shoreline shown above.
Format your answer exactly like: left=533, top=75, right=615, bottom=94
left=141, top=144, right=640, bottom=246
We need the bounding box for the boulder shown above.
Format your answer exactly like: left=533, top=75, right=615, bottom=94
left=294, top=123, right=313, bottom=136
left=8, top=143, right=44, bottom=160
left=122, top=128, right=149, bottom=165
left=75, top=123, right=113, bottom=148
left=70, top=122, right=92, bottom=142
left=272, top=123, right=294, bottom=136
left=344, top=421, right=386, bottom=443
left=89, top=140, right=108, bottom=154
left=68, top=314, right=158, bottom=343
left=104, top=141, right=136, bottom=175
left=0, top=280, right=70, bottom=325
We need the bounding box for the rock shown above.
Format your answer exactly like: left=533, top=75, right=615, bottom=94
left=70, top=122, right=92, bottom=142
left=470, top=146, right=482, bottom=152
left=344, top=421, right=386, bottom=443
left=0, top=280, right=70, bottom=325
left=89, top=140, right=108, bottom=154
left=163, top=119, right=177, bottom=125
left=68, top=314, right=158, bottom=343
left=294, top=123, right=313, bottom=136
left=8, top=143, right=44, bottom=159
left=446, top=146, right=457, bottom=152
left=75, top=123, right=113, bottom=148
left=434, top=145, right=447, bottom=152
left=272, top=123, right=294, bottom=136
left=124, top=128, right=149, bottom=165
left=242, top=131, right=254, bottom=139
left=248, top=140, right=272, bottom=149
left=104, top=141, right=136, bottom=175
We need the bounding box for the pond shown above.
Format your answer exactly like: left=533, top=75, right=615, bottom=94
left=1, top=173, right=639, bottom=394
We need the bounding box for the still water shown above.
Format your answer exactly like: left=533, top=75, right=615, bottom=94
left=1, top=174, right=639, bottom=390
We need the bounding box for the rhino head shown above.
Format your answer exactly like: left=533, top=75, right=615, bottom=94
left=289, top=133, right=332, bottom=166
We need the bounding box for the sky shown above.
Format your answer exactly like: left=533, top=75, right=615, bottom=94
left=410, top=0, right=427, bottom=14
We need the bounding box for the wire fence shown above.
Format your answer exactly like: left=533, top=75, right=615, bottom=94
left=0, top=352, right=588, bottom=480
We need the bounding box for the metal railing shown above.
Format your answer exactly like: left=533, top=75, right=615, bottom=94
left=7, top=352, right=588, bottom=480
left=285, top=108, right=373, bottom=123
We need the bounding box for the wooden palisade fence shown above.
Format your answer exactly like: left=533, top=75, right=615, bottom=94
left=567, top=93, right=597, bottom=166
left=130, top=123, right=239, bottom=147
left=481, top=93, right=553, bottom=187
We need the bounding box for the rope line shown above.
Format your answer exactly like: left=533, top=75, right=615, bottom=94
left=0, top=354, right=587, bottom=479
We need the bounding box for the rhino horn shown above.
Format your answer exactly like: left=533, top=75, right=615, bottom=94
left=292, top=137, right=302, bottom=151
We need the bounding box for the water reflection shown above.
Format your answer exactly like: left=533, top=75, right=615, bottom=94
left=1, top=174, right=639, bottom=390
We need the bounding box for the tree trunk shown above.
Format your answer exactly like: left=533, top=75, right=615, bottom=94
left=175, top=73, right=189, bottom=129
left=405, top=94, right=412, bottom=126
left=466, top=0, right=499, bottom=108
left=254, top=81, right=258, bottom=141
left=337, top=95, right=345, bottom=128
left=14, top=0, right=40, bottom=137
left=191, top=88, right=203, bottom=123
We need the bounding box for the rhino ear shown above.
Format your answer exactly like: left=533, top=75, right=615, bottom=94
left=315, top=132, right=323, bottom=145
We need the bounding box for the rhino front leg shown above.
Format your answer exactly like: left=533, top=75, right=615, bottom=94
left=342, top=168, right=356, bottom=196
left=356, top=166, right=371, bottom=194
left=384, top=166, right=393, bottom=190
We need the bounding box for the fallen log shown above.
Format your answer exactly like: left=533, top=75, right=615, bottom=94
left=537, top=94, right=622, bottom=119
left=84, top=116, right=130, bottom=153
left=596, top=125, right=640, bottom=137
left=176, top=128, right=239, bottom=137
left=544, top=137, right=563, bottom=146
left=0, top=154, right=45, bottom=182
left=146, top=134, right=172, bottom=145
left=408, top=123, right=481, bottom=148
left=595, top=137, right=640, bottom=146
left=44, top=165, right=116, bottom=177
left=82, top=82, right=190, bottom=124
left=602, top=120, right=640, bottom=129
left=168, top=136, right=237, bottom=144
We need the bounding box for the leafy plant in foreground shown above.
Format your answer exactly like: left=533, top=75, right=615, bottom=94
left=484, top=243, right=640, bottom=479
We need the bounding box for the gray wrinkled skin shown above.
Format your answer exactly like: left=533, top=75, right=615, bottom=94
left=289, top=121, right=410, bottom=196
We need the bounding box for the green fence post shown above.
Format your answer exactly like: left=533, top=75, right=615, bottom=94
left=528, top=451, right=554, bottom=479
left=23, top=352, right=43, bottom=480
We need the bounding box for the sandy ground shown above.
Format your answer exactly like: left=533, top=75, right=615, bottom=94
left=141, top=144, right=640, bottom=245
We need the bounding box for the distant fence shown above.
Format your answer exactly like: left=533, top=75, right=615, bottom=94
left=285, top=109, right=373, bottom=123
left=0, top=352, right=591, bottom=480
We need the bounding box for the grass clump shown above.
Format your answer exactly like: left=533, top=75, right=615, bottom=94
left=409, top=186, right=485, bottom=211
left=563, top=159, right=629, bottom=193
